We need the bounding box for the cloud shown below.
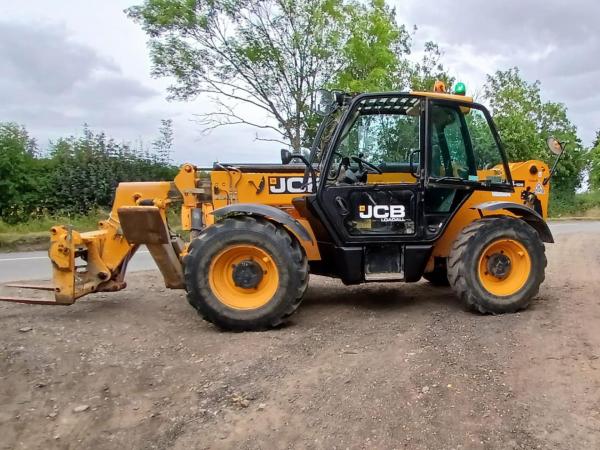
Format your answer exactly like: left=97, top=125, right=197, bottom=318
left=0, top=20, right=162, bottom=144
left=0, top=22, right=118, bottom=94
left=0, top=18, right=284, bottom=164
left=396, top=0, right=600, bottom=144
left=2, top=0, right=597, bottom=168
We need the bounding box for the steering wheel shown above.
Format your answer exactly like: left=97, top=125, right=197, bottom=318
left=350, top=156, right=382, bottom=174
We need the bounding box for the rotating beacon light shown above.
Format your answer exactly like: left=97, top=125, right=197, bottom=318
left=453, top=82, right=467, bottom=95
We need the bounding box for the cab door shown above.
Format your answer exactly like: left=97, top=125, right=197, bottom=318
left=317, top=94, right=425, bottom=245
left=421, top=99, right=515, bottom=240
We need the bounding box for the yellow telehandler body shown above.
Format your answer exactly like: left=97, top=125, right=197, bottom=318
left=2, top=87, right=561, bottom=330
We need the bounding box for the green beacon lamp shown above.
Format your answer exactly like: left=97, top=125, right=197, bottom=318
left=453, top=82, right=466, bottom=95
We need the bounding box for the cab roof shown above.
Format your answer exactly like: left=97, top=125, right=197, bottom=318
left=410, top=90, right=474, bottom=103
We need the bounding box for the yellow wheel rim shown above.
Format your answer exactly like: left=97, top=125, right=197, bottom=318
left=209, top=245, right=279, bottom=310
left=478, top=239, right=531, bottom=297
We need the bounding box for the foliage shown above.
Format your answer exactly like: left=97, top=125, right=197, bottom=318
left=128, top=0, right=446, bottom=152
left=0, top=124, right=40, bottom=220
left=593, top=131, right=600, bottom=148
left=483, top=67, right=585, bottom=199
left=549, top=190, right=600, bottom=217
left=588, top=130, right=600, bottom=191
left=0, top=123, right=178, bottom=224
left=331, top=0, right=410, bottom=93
left=409, top=41, right=455, bottom=92
left=43, top=126, right=177, bottom=215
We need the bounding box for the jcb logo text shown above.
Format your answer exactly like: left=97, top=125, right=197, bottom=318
left=358, top=204, right=406, bottom=222
left=269, top=176, right=312, bottom=194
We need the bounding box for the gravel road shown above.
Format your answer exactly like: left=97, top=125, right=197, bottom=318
left=1, top=224, right=599, bottom=449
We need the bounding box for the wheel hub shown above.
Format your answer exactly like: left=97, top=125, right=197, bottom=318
left=487, top=253, right=512, bottom=279
left=232, top=260, right=264, bottom=289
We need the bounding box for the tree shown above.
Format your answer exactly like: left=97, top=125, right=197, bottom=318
left=152, top=118, right=174, bottom=164
left=127, top=0, right=410, bottom=151
left=331, top=0, right=411, bottom=93
left=0, top=123, right=39, bottom=221
left=483, top=67, right=585, bottom=198
left=409, top=41, right=455, bottom=92
left=589, top=132, right=600, bottom=191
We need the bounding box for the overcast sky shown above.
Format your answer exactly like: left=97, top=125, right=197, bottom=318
left=0, top=0, right=597, bottom=165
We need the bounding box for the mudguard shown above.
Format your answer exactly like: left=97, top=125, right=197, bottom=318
left=212, top=203, right=314, bottom=244
left=471, top=201, right=554, bottom=243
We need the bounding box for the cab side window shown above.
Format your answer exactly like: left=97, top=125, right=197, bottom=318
left=429, top=103, right=506, bottom=182
left=430, top=105, right=472, bottom=179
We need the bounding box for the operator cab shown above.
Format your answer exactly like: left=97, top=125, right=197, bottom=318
left=311, top=90, right=512, bottom=235
left=295, top=84, right=516, bottom=283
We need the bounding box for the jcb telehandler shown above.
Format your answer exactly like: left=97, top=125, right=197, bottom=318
left=1, top=84, right=565, bottom=331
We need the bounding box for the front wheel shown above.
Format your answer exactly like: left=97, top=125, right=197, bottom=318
left=447, top=217, right=546, bottom=314
left=184, top=216, right=308, bottom=331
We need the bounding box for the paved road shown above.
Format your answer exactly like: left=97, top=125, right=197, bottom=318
left=0, top=221, right=598, bottom=284
left=0, top=248, right=155, bottom=284
left=546, top=220, right=600, bottom=235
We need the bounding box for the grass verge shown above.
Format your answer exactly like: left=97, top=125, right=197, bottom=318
left=549, top=191, right=600, bottom=218
left=0, top=212, right=106, bottom=253
left=0, top=209, right=182, bottom=253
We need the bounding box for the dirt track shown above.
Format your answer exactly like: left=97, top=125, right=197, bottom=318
left=1, top=227, right=600, bottom=449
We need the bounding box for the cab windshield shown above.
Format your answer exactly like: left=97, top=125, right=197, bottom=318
left=334, top=96, right=420, bottom=169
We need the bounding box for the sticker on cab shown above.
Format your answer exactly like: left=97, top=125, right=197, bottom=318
left=534, top=183, right=545, bottom=195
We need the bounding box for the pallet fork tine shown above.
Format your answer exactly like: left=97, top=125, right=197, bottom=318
left=0, top=296, right=68, bottom=306
left=0, top=283, right=70, bottom=305
left=5, top=284, right=56, bottom=291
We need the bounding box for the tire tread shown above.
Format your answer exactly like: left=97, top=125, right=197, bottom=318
left=184, top=216, right=308, bottom=331
left=447, top=217, right=546, bottom=314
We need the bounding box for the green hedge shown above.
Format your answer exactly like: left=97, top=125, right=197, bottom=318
left=0, top=123, right=178, bottom=224
left=549, top=191, right=600, bottom=217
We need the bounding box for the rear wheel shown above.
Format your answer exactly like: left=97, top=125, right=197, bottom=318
left=184, top=216, right=308, bottom=331
left=447, top=217, right=546, bottom=314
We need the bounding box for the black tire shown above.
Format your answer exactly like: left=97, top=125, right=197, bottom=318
left=184, top=216, right=308, bottom=331
left=423, top=265, right=450, bottom=286
left=447, top=217, right=546, bottom=314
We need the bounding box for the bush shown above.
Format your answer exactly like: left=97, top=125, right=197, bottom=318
left=549, top=191, right=600, bottom=217
left=0, top=123, right=178, bottom=223
left=0, top=123, right=39, bottom=222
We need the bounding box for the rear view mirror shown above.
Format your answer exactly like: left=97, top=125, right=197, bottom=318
left=281, top=149, right=293, bottom=165
left=546, top=137, right=564, bottom=156
left=315, top=89, right=348, bottom=116
left=315, top=89, right=335, bottom=116
left=543, top=137, right=567, bottom=185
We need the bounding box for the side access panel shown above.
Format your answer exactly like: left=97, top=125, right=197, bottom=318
left=365, top=244, right=432, bottom=282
